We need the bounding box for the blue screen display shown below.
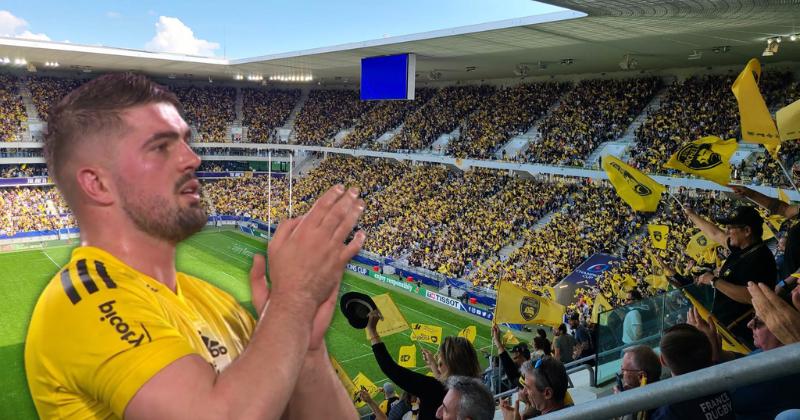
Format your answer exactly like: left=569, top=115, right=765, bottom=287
left=361, top=54, right=409, bottom=100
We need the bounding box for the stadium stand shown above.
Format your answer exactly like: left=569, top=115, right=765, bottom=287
left=0, top=164, right=47, bottom=178
left=171, top=85, right=236, bottom=142
left=0, top=186, right=73, bottom=237
left=448, top=82, right=570, bottom=159
left=522, top=77, right=661, bottom=166
left=339, top=88, right=436, bottom=149
left=386, top=85, right=495, bottom=151
left=0, top=74, right=26, bottom=142
left=26, top=76, right=84, bottom=121
left=293, top=89, right=372, bottom=146
left=241, top=88, right=300, bottom=143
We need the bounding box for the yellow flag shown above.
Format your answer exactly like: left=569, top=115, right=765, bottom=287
left=494, top=281, right=566, bottom=327
left=410, top=323, right=443, bottom=345
left=648, top=224, right=669, bottom=250
left=602, top=155, right=665, bottom=212
left=502, top=330, right=520, bottom=345
left=663, top=136, right=738, bottom=185
left=330, top=356, right=357, bottom=404
left=352, top=372, right=380, bottom=408
left=776, top=98, right=800, bottom=142
left=644, top=274, right=668, bottom=291
left=398, top=344, right=417, bottom=368
left=685, top=231, right=718, bottom=262
left=591, top=293, right=612, bottom=324
left=731, top=58, right=780, bottom=147
left=458, top=325, right=477, bottom=344
left=365, top=293, right=410, bottom=339
left=682, top=290, right=751, bottom=355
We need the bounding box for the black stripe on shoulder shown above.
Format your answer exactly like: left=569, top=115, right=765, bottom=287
left=60, top=268, right=81, bottom=305
left=94, top=260, right=117, bottom=289
left=76, top=259, right=99, bottom=294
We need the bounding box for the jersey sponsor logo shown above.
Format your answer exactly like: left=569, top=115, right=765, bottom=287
left=199, top=332, right=228, bottom=358
left=98, top=300, right=152, bottom=347
left=60, top=259, right=117, bottom=305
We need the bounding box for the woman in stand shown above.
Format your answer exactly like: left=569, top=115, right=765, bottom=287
left=366, top=310, right=481, bottom=420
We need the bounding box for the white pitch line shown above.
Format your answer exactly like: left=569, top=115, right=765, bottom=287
left=42, top=251, right=60, bottom=269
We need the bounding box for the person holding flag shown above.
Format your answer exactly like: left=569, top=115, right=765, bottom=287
left=365, top=310, right=481, bottom=420
left=730, top=185, right=800, bottom=280
left=683, top=204, right=776, bottom=348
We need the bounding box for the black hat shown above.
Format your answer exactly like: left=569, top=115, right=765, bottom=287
left=340, top=292, right=377, bottom=329
left=510, top=343, right=531, bottom=360
left=716, top=206, right=763, bottom=232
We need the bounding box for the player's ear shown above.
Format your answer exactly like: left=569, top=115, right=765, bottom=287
left=75, top=166, right=115, bottom=206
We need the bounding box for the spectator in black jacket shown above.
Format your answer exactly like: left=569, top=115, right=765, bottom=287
left=367, top=310, right=481, bottom=420
left=490, top=324, right=530, bottom=390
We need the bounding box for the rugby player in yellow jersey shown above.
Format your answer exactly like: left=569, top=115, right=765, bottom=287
left=25, top=73, right=363, bottom=419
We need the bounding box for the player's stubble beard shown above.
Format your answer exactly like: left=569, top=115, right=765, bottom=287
left=118, top=172, right=207, bottom=244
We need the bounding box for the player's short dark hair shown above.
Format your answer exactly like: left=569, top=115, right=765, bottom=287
left=660, top=323, right=712, bottom=375
left=45, top=72, right=181, bottom=189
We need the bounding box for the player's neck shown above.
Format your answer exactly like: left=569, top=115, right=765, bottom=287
left=80, top=224, right=179, bottom=293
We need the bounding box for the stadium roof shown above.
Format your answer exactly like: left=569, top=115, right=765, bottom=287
left=0, top=0, right=798, bottom=83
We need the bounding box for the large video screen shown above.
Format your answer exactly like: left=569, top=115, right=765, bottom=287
left=361, top=53, right=416, bottom=100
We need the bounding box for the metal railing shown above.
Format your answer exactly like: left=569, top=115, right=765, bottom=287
left=537, top=342, right=800, bottom=420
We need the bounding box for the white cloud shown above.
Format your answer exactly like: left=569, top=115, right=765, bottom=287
left=145, top=16, right=219, bottom=57
left=106, top=11, right=121, bottom=19
left=0, top=10, right=50, bottom=40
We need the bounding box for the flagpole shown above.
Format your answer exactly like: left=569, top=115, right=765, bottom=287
left=490, top=285, right=499, bottom=394
left=776, top=158, right=800, bottom=196
left=666, top=189, right=687, bottom=213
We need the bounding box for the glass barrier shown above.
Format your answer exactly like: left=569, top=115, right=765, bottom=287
left=595, top=285, right=715, bottom=385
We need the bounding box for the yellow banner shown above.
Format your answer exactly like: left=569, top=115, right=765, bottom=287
left=494, top=281, right=566, bottom=327
left=685, top=231, right=718, bottom=263
left=591, top=293, right=612, bottom=324
left=776, top=98, right=800, bottom=142
left=410, top=323, right=443, bottom=345
left=352, top=372, right=380, bottom=408
left=648, top=224, right=669, bottom=250
left=330, top=356, right=357, bottom=404
left=365, top=293, right=410, bottom=339
left=602, top=155, right=665, bottom=212
left=778, top=188, right=790, bottom=204
left=398, top=344, right=417, bottom=368
left=731, top=58, right=780, bottom=147
left=458, top=325, right=477, bottom=344
left=682, top=290, right=751, bottom=355
left=663, top=136, right=738, bottom=185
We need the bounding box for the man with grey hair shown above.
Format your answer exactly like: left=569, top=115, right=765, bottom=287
left=436, top=376, right=495, bottom=420
left=615, top=345, right=662, bottom=393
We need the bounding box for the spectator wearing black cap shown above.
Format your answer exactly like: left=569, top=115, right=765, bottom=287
left=684, top=205, right=776, bottom=347
left=490, top=324, right=530, bottom=392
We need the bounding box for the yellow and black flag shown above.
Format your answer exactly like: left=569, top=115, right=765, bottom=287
left=591, top=293, right=612, bottom=324
left=398, top=345, right=417, bottom=368
left=457, top=325, right=477, bottom=344
left=494, top=281, right=565, bottom=327
left=602, top=155, right=665, bottom=212
left=732, top=58, right=780, bottom=148
left=647, top=224, right=669, bottom=250
left=777, top=98, right=800, bottom=142
left=664, top=136, right=737, bottom=185
left=685, top=231, right=718, bottom=263
left=682, top=291, right=751, bottom=355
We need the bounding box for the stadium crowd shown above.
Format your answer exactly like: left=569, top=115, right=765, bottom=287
left=522, top=77, right=660, bottom=166
left=241, top=88, right=300, bottom=142
left=171, top=85, right=236, bottom=142
left=26, top=76, right=84, bottom=121
left=387, top=85, right=495, bottom=151
left=0, top=74, right=26, bottom=142
left=293, top=89, right=372, bottom=146
left=448, top=82, right=569, bottom=159
left=0, top=186, right=73, bottom=237
left=0, top=164, right=47, bottom=178
left=339, top=88, right=435, bottom=149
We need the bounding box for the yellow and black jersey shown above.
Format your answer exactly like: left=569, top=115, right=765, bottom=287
left=25, top=246, right=256, bottom=419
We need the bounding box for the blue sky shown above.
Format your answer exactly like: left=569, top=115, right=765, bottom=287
left=0, top=1, right=565, bottom=58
